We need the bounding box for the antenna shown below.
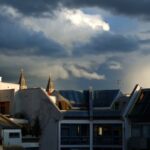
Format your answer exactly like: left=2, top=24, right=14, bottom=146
left=117, top=79, right=121, bottom=89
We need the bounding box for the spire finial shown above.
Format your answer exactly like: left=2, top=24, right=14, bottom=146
left=46, top=74, right=55, bottom=94
left=18, top=69, right=27, bottom=90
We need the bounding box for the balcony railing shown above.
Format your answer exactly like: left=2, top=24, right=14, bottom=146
left=61, top=136, right=89, bottom=145
left=93, top=136, right=122, bottom=145
left=128, top=137, right=148, bottom=149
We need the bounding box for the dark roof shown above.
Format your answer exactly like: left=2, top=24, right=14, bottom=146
left=129, top=89, right=150, bottom=120
left=52, top=90, right=123, bottom=119
left=58, top=90, right=88, bottom=108
left=58, top=90, right=120, bottom=108
left=0, top=114, right=20, bottom=129
left=93, top=90, right=119, bottom=107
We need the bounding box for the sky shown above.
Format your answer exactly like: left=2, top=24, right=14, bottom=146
left=0, top=1, right=150, bottom=92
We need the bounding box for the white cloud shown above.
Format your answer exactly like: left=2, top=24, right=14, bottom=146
left=0, top=54, right=105, bottom=82
left=22, top=8, right=110, bottom=49
left=0, top=55, right=69, bottom=80
left=66, top=65, right=105, bottom=80
left=0, top=6, right=110, bottom=55
left=108, top=61, right=122, bottom=70
left=0, top=6, right=19, bottom=18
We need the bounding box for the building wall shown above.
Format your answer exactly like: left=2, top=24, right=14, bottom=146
left=0, top=89, right=14, bottom=102
left=40, top=119, right=59, bottom=150
left=0, top=82, right=19, bottom=92
left=13, top=88, right=62, bottom=150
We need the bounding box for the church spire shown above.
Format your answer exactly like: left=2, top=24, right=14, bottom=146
left=46, top=75, right=55, bottom=94
left=18, top=69, right=27, bottom=90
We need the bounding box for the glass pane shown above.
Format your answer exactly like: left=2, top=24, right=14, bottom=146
left=93, top=124, right=122, bottom=146
left=61, top=124, right=89, bottom=145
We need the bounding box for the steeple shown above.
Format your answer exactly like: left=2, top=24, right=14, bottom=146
left=46, top=75, right=55, bottom=94
left=18, top=69, right=27, bottom=90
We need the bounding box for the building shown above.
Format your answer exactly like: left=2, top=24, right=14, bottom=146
left=123, top=85, right=150, bottom=150
left=12, top=74, right=127, bottom=150
left=58, top=89, right=124, bottom=150
left=0, top=71, right=150, bottom=150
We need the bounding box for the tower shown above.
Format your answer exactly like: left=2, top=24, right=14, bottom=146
left=46, top=75, right=55, bottom=94
left=18, top=69, right=27, bottom=90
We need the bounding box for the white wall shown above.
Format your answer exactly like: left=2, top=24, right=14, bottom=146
left=0, top=82, right=19, bottom=92
left=13, top=88, right=62, bottom=150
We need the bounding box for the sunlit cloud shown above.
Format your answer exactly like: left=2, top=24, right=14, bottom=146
left=64, top=9, right=110, bottom=31
left=22, top=8, right=110, bottom=48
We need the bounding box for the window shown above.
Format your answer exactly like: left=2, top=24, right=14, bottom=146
left=0, top=102, right=10, bottom=114
left=143, top=125, right=150, bottom=137
left=93, top=124, right=122, bottom=146
left=9, top=132, right=20, bottom=138
left=61, top=124, right=89, bottom=145
left=132, top=124, right=150, bottom=138
left=98, top=127, right=103, bottom=136
left=131, top=124, right=141, bottom=137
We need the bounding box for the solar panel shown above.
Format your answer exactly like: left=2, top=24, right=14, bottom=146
left=93, top=90, right=119, bottom=107
left=59, top=90, right=88, bottom=107
left=58, top=90, right=119, bottom=108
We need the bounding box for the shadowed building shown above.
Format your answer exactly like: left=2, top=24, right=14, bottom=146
left=124, top=86, right=150, bottom=150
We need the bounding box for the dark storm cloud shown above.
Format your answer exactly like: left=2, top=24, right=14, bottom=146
left=0, top=14, right=65, bottom=57
left=0, top=0, right=58, bottom=16
left=73, top=33, right=139, bottom=55
left=0, top=0, right=150, bottom=19
left=140, top=39, right=150, bottom=45
left=63, top=0, right=150, bottom=19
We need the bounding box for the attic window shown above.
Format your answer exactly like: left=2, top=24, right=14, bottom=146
left=9, top=132, right=20, bottom=138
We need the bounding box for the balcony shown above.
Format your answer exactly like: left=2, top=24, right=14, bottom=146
left=128, top=137, right=148, bottom=150
left=93, top=136, right=122, bottom=145
left=61, top=136, right=89, bottom=145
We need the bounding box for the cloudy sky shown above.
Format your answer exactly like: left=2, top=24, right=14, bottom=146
left=0, top=0, right=150, bottom=92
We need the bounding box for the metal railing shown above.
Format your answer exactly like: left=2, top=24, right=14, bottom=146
left=61, top=136, right=89, bottom=145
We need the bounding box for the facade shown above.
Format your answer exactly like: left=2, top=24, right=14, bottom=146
left=0, top=72, right=150, bottom=150
left=58, top=89, right=124, bottom=150
left=124, top=86, right=150, bottom=150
